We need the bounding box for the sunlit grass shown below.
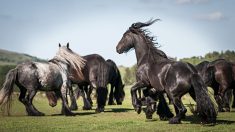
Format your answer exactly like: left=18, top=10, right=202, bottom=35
left=0, top=85, right=234, bottom=132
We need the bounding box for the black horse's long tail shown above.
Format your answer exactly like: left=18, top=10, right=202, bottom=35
left=0, top=68, right=17, bottom=115
left=191, top=73, right=217, bottom=124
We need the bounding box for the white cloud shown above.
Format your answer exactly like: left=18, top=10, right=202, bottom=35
left=196, top=11, right=225, bottom=21
left=176, top=0, right=210, bottom=4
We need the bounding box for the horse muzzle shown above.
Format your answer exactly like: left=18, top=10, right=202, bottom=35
left=116, top=46, right=123, bottom=54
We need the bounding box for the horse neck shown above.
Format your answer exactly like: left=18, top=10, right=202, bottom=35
left=50, top=59, right=68, bottom=71
left=116, top=70, right=123, bottom=87
left=134, top=36, right=166, bottom=66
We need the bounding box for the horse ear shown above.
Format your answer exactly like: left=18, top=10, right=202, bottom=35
left=67, top=42, right=69, bottom=48
left=59, top=43, right=61, bottom=47
left=129, top=27, right=138, bottom=34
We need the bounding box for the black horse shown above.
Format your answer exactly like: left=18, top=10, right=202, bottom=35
left=69, top=57, right=125, bottom=108
left=196, top=59, right=234, bottom=112
left=106, top=59, right=125, bottom=105
left=116, top=19, right=217, bottom=124
left=46, top=54, right=109, bottom=113
left=230, top=62, right=235, bottom=108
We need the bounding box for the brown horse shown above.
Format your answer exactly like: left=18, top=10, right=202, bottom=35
left=196, top=59, right=234, bottom=112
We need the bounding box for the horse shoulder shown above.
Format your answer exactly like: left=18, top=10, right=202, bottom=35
left=36, top=62, right=63, bottom=90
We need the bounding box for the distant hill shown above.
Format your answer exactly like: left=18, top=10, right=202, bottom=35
left=0, top=49, right=45, bottom=65
left=0, top=49, right=45, bottom=89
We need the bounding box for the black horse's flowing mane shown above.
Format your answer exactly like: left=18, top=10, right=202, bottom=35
left=129, top=19, right=168, bottom=61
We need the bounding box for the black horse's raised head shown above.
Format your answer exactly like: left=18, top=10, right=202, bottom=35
left=116, top=30, right=135, bottom=54
left=116, top=19, right=160, bottom=54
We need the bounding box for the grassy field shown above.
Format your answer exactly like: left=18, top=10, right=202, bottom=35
left=0, top=85, right=235, bottom=132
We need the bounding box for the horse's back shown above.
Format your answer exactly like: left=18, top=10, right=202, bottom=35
left=16, top=61, right=40, bottom=88
left=82, top=54, right=109, bottom=88
left=35, top=62, right=63, bottom=89
left=210, top=59, right=233, bottom=84
left=17, top=61, right=63, bottom=90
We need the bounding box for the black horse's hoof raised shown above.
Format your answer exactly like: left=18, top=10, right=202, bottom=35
left=169, top=117, right=181, bottom=124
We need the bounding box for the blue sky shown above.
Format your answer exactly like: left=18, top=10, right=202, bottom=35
left=0, top=0, right=234, bottom=66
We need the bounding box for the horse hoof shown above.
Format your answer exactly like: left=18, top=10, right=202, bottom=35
left=117, top=102, right=122, bottom=105
left=65, top=112, right=75, bottom=116
left=146, top=115, right=153, bottom=119
left=224, top=108, right=230, bottom=112
left=159, top=116, right=169, bottom=121
left=37, top=112, right=45, bottom=116
left=136, top=107, right=141, bottom=114
left=108, top=102, right=115, bottom=105
left=83, top=106, right=92, bottom=110
left=69, top=106, right=78, bottom=111
left=169, top=118, right=181, bottom=124
left=28, top=112, right=45, bottom=116
left=95, top=108, right=104, bottom=113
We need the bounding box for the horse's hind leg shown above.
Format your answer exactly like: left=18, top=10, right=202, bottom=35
left=87, top=85, right=93, bottom=106
left=169, top=97, right=187, bottom=124
left=222, top=89, right=232, bottom=112
left=17, top=85, right=30, bottom=115
left=217, top=84, right=229, bottom=112
left=26, top=90, right=45, bottom=116
left=157, top=93, right=174, bottom=120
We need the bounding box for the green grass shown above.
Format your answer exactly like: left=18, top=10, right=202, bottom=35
left=0, top=86, right=235, bottom=132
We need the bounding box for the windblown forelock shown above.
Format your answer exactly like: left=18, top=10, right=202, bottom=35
left=55, top=47, right=86, bottom=80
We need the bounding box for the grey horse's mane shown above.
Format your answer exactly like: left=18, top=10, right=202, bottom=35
left=51, top=46, right=86, bottom=80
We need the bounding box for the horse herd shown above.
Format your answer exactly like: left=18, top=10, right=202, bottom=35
left=0, top=19, right=234, bottom=125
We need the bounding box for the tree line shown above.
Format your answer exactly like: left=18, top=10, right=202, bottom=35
left=121, top=50, right=235, bottom=85
left=0, top=50, right=235, bottom=87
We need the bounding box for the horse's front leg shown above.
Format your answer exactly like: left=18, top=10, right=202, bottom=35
left=130, top=82, right=145, bottom=114
left=96, top=87, right=108, bottom=113
left=69, top=87, right=78, bottom=111
left=60, top=84, right=75, bottom=116
left=108, top=85, right=115, bottom=105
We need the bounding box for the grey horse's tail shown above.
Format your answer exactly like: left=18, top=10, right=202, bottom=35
left=0, top=68, right=17, bottom=115
left=191, top=73, right=217, bottom=124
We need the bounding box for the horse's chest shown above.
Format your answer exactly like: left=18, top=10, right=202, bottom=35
left=136, top=65, right=151, bottom=85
